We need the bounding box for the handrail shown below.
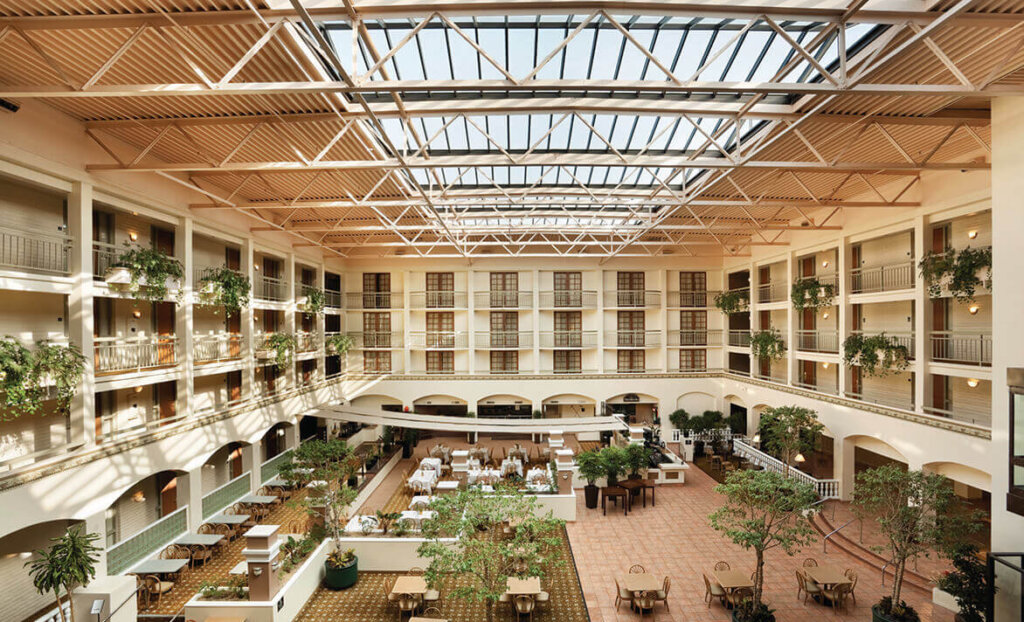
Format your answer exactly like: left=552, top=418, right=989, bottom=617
left=733, top=439, right=839, bottom=499
left=823, top=517, right=859, bottom=553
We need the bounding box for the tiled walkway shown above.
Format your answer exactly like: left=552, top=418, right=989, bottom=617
left=566, top=466, right=953, bottom=622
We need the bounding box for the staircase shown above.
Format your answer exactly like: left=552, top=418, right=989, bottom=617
left=809, top=506, right=933, bottom=593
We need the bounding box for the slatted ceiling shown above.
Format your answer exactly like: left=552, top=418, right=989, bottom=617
left=0, top=0, right=264, bottom=15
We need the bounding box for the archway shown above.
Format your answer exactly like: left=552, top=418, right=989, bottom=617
left=605, top=392, right=659, bottom=426
left=541, top=393, right=596, bottom=418
left=413, top=394, right=468, bottom=417
left=262, top=421, right=293, bottom=461
left=351, top=394, right=404, bottom=412
left=477, top=394, right=532, bottom=419
left=104, top=468, right=189, bottom=549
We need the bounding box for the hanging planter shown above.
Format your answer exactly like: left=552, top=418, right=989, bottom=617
left=790, top=278, right=836, bottom=311
left=750, top=329, right=786, bottom=361
left=714, top=289, right=749, bottom=314
left=918, top=246, right=992, bottom=303
left=264, top=332, right=296, bottom=370
left=106, top=243, right=184, bottom=303
left=298, top=287, right=326, bottom=315
left=842, top=333, right=910, bottom=377
left=326, top=333, right=354, bottom=356
left=0, top=338, right=84, bottom=420
left=197, top=267, right=251, bottom=316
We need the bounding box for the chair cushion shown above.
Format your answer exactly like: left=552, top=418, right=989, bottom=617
left=158, top=582, right=174, bottom=593
left=618, top=588, right=633, bottom=598
left=535, top=591, right=549, bottom=602
left=387, top=593, right=401, bottom=602
left=655, top=590, right=667, bottom=599
left=499, top=593, right=511, bottom=603
left=804, top=582, right=822, bottom=593
left=709, top=584, right=726, bottom=596
left=423, top=590, right=440, bottom=601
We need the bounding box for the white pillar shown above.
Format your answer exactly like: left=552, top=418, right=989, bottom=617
left=284, top=253, right=297, bottom=389
left=912, top=214, right=929, bottom=413
left=241, top=238, right=255, bottom=400
left=67, top=182, right=95, bottom=446
left=186, top=465, right=205, bottom=531
left=832, top=436, right=856, bottom=501
left=403, top=269, right=412, bottom=374
left=785, top=254, right=795, bottom=386
left=532, top=269, right=540, bottom=375
left=467, top=268, right=476, bottom=375
left=596, top=269, right=605, bottom=373
left=175, top=217, right=194, bottom=419
left=837, top=236, right=850, bottom=397
left=250, top=441, right=264, bottom=492
left=660, top=268, right=669, bottom=373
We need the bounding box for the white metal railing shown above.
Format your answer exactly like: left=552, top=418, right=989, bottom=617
left=92, top=240, right=119, bottom=277
left=1, top=227, right=71, bottom=274
left=539, top=330, right=598, bottom=348
left=846, top=387, right=915, bottom=412
left=606, top=330, right=661, bottom=347
left=408, top=330, right=470, bottom=348
left=793, top=380, right=839, bottom=396
left=324, top=289, right=343, bottom=308
left=753, top=371, right=787, bottom=384
left=728, top=330, right=751, bottom=347
left=538, top=290, right=598, bottom=308
left=475, top=331, right=534, bottom=349
left=850, top=261, right=914, bottom=294
left=96, top=404, right=190, bottom=444
left=254, top=273, right=288, bottom=301
left=604, top=290, right=661, bottom=307
left=194, top=333, right=243, bottom=363
left=667, top=290, right=718, bottom=308
left=757, top=281, right=787, bottom=303
left=796, top=329, right=839, bottom=353
left=474, top=290, right=533, bottom=309
left=95, top=335, right=178, bottom=373
left=296, top=331, right=318, bottom=352
left=930, top=331, right=992, bottom=366
left=923, top=403, right=991, bottom=427
left=668, top=329, right=722, bottom=347
left=346, top=291, right=403, bottom=309
left=733, top=440, right=839, bottom=499
left=347, top=331, right=403, bottom=348
left=409, top=290, right=468, bottom=308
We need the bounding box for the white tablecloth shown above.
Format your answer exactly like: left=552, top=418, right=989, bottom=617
left=399, top=510, right=437, bottom=529
left=408, top=469, right=438, bottom=493
left=501, top=458, right=523, bottom=477
left=419, top=457, right=443, bottom=477
left=345, top=515, right=378, bottom=534
left=467, top=468, right=502, bottom=484
left=409, top=495, right=436, bottom=510
left=526, top=467, right=549, bottom=483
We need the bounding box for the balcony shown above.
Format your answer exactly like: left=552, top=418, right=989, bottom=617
left=296, top=331, right=319, bottom=353
left=604, top=290, right=661, bottom=308
left=539, top=330, right=598, bottom=348
left=846, top=387, right=915, bottom=412
left=408, top=331, right=469, bottom=348
left=473, top=291, right=532, bottom=309
left=851, top=331, right=915, bottom=360
left=728, top=330, right=751, bottom=347
left=757, top=281, right=787, bottom=304
left=930, top=331, right=992, bottom=366
left=850, top=261, right=914, bottom=294
left=923, top=403, right=990, bottom=427
left=793, top=380, right=839, bottom=395
left=347, top=331, right=403, bottom=349
left=668, top=290, right=718, bottom=308
left=795, top=329, right=839, bottom=354
left=409, top=290, right=467, bottom=309
left=92, top=241, right=118, bottom=278
left=605, top=330, right=660, bottom=348
left=616, top=364, right=649, bottom=374
left=346, top=292, right=403, bottom=309
left=324, top=289, right=343, bottom=309
left=1, top=226, right=71, bottom=275
left=538, top=290, right=598, bottom=309
left=754, top=371, right=787, bottom=384
left=194, top=333, right=243, bottom=363
left=475, top=331, right=533, bottom=349
left=254, top=274, right=288, bottom=302
left=95, top=335, right=178, bottom=374
left=668, top=329, right=722, bottom=347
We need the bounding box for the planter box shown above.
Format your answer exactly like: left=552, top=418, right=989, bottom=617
left=255, top=349, right=275, bottom=360
left=104, top=268, right=181, bottom=297
left=932, top=587, right=959, bottom=614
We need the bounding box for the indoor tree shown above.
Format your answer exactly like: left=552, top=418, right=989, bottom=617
left=25, top=526, right=101, bottom=622
left=709, top=470, right=818, bottom=620
left=575, top=449, right=605, bottom=508
left=598, top=445, right=626, bottom=486
left=757, top=405, right=824, bottom=475
left=417, top=485, right=565, bottom=622
left=623, top=443, right=652, bottom=479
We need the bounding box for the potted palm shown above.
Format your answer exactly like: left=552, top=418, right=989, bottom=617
left=576, top=450, right=604, bottom=509
left=25, top=526, right=101, bottom=622
left=599, top=446, right=626, bottom=487
left=623, top=443, right=652, bottom=479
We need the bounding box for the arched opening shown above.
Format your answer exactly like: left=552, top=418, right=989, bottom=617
left=924, top=461, right=992, bottom=552
left=605, top=392, right=658, bottom=426
left=202, top=441, right=251, bottom=497
left=541, top=394, right=596, bottom=418
left=262, top=421, right=293, bottom=461
left=105, top=469, right=188, bottom=549
left=413, top=394, right=468, bottom=417
left=477, top=394, right=532, bottom=419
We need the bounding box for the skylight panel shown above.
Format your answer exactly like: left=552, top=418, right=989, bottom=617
left=476, top=28, right=508, bottom=80
left=506, top=28, right=537, bottom=79
left=559, top=27, right=596, bottom=80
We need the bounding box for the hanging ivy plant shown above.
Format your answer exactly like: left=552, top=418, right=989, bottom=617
left=266, top=332, right=296, bottom=370
left=326, top=333, right=354, bottom=356
left=110, top=243, right=184, bottom=303
left=790, top=278, right=836, bottom=311
left=714, top=289, right=749, bottom=314
left=0, top=337, right=39, bottom=419
left=918, top=246, right=992, bottom=303
left=299, top=287, right=326, bottom=315
left=198, top=267, right=251, bottom=316
left=842, top=332, right=910, bottom=377
left=750, top=329, right=786, bottom=361
left=33, top=341, right=85, bottom=418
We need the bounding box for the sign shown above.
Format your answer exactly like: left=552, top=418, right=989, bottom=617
left=623, top=393, right=640, bottom=403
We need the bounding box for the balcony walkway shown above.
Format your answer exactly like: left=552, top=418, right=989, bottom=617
left=315, top=405, right=626, bottom=435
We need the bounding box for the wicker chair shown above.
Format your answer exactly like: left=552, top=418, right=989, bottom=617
left=397, top=593, right=422, bottom=620
left=726, top=586, right=754, bottom=609
left=803, top=558, right=819, bottom=568
left=419, top=606, right=444, bottom=619
left=822, top=582, right=853, bottom=612
left=635, top=590, right=658, bottom=620
left=629, top=564, right=646, bottom=574
left=512, top=595, right=535, bottom=622
left=140, top=574, right=174, bottom=608
left=714, top=561, right=731, bottom=571
left=614, top=578, right=634, bottom=611
left=702, top=574, right=727, bottom=608
left=383, top=575, right=401, bottom=614
left=189, top=544, right=213, bottom=568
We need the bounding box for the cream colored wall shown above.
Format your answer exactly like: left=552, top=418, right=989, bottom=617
left=111, top=475, right=160, bottom=543
left=0, top=175, right=65, bottom=235
left=857, top=230, right=913, bottom=268
left=194, top=374, right=231, bottom=414
left=0, top=291, right=66, bottom=339
left=858, top=300, right=913, bottom=333
left=0, top=520, right=79, bottom=622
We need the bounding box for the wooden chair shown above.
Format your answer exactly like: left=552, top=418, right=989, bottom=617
left=419, top=606, right=444, bottom=619
left=713, top=561, right=730, bottom=571
left=409, top=566, right=425, bottom=575
left=629, top=564, right=646, bottom=574
left=795, top=570, right=806, bottom=600
left=635, top=590, right=658, bottom=620
left=534, top=589, right=550, bottom=610
left=232, top=503, right=257, bottom=530
left=844, top=568, right=858, bottom=604
left=158, top=545, right=189, bottom=576
left=803, top=558, right=819, bottom=568
left=702, top=574, right=727, bottom=608
left=513, top=594, right=535, bottom=622
left=190, top=544, right=214, bottom=569
left=212, top=521, right=236, bottom=542
left=422, top=577, right=442, bottom=609
left=141, top=574, right=174, bottom=607
left=800, top=570, right=822, bottom=605
left=382, top=575, right=400, bottom=614
left=397, top=593, right=421, bottom=620
left=614, top=578, right=634, bottom=611
left=822, top=582, right=852, bottom=613
left=726, top=586, right=754, bottom=609
left=654, top=576, right=670, bottom=612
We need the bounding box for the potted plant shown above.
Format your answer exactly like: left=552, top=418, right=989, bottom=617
left=919, top=246, right=992, bottom=303
left=709, top=470, right=819, bottom=621
left=1, top=336, right=41, bottom=419
left=532, top=409, right=544, bottom=419
left=402, top=427, right=419, bottom=459
left=197, top=267, right=251, bottom=315
left=757, top=406, right=823, bottom=476
left=299, top=287, right=326, bottom=315
left=623, top=443, right=652, bottom=479
left=326, top=333, right=354, bottom=356
left=106, top=243, right=184, bottom=303
left=380, top=426, right=394, bottom=452
left=33, top=341, right=85, bottom=419
left=575, top=450, right=604, bottom=509
left=853, top=465, right=981, bottom=622
left=842, top=333, right=911, bottom=377
left=375, top=510, right=401, bottom=535
left=25, top=526, right=101, bottom=622
left=790, top=277, right=836, bottom=310
left=264, top=332, right=295, bottom=370
left=1, top=338, right=85, bottom=421
left=325, top=548, right=358, bottom=589
left=668, top=408, right=690, bottom=435
left=936, top=544, right=991, bottom=622
left=599, top=446, right=626, bottom=487
left=750, top=329, right=786, bottom=361
left=714, top=289, right=749, bottom=314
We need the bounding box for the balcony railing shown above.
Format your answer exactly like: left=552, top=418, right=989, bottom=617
left=728, top=330, right=751, bottom=347
left=604, top=290, right=661, bottom=308
left=846, top=387, right=915, bottom=412
left=408, top=331, right=469, bottom=348
left=473, top=291, right=533, bottom=309
left=95, top=335, right=178, bottom=373
left=753, top=371, right=787, bottom=384
left=668, top=290, right=718, bottom=308
left=793, top=380, right=839, bottom=396
left=668, top=329, right=723, bottom=347
left=324, top=289, right=343, bottom=309
left=254, top=274, right=288, bottom=301
left=757, top=281, right=787, bottom=304
left=923, top=403, right=990, bottom=427
left=616, top=364, right=649, bottom=374
left=930, top=331, right=992, bottom=366
left=346, top=291, right=403, bottom=309
left=409, top=290, right=467, bottom=308
left=850, top=261, right=914, bottom=294
left=194, top=333, right=243, bottom=363
left=347, top=331, right=403, bottom=349
left=539, top=330, right=598, bottom=348
left=606, top=330, right=661, bottom=347
left=795, top=329, right=839, bottom=353
left=475, top=331, right=533, bottom=349
left=1, top=227, right=71, bottom=274
left=538, top=290, right=598, bottom=308
left=851, top=331, right=915, bottom=360
left=546, top=367, right=596, bottom=375
left=296, top=331, right=318, bottom=353
left=92, top=240, right=118, bottom=278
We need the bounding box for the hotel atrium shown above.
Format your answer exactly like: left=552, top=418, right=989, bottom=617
left=0, top=1, right=1023, bottom=621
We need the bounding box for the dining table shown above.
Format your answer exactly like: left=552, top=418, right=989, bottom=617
left=175, top=533, right=225, bottom=547
left=205, top=513, right=250, bottom=525
left=128, top=558, right=189, bottom=576
left=392, top=576, right=428, bottom=595
left=505, top=576, right=541, bottom=596
left=239, top=493, right=278, bottom=505
left=408, top=469, right=438, bottom=493
left=420, top=457, right=443, bottom=477
left=501, top=457, right=523, bottom=477
left=619, top=573, right=661, bottom=612
left=804, top=565, right=851, bottom=588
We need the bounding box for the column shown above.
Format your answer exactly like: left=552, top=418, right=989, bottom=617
left=67, top=182, right=95, bottom=446
left=912, top=214, right=930, bottom=413
left=241, top=238, right=255, bottom=400
left=175, top=217, right=194, bottom=420
left=403, top=270, right=412, bottom=374
left=250, top=440, right=265, bottom=492
left=467, top=269, right=476, bottom=375
left=316, top=263, right=326, bottom=382
left=660, top=269, right=669, bottom=372
left=785, top=254, right=795, bottom=386
left=596, top=270, right=605, bottom=373
left=837, top=236, right=850, bottom=396
left=283, top=420, right=299, bottom=448
left=84, top=509, right=108, bottom=576
left=185, top=465, right=205, bottom=531
left=284, top=252, right=297, bottom=389
left=832, top=436, right=856, bottom=501
left=532, top=269, right=540, bottom=374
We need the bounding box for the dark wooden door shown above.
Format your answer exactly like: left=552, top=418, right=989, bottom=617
left=151, top=226, right=174, bottom=254
left=227, top=371, right=242, bottom=403
left=159, top=473, right=177, bottom=516
left=157, top=381, right=176, bottom=423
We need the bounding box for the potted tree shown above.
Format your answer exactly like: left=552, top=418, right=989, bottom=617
left=936, top=544, right=991, bottom=622
left=709, top=470, right=819, bottom=621
left=575, top=449, right=604, bottom=509
left=668, top=408, right=689, bottom=435
left=599, top=446, right=626, bottom=487
left=402, top=427, right=420, bottom=459
left=623, top=443, right=652, bottom=480
left=853, top=465, right=981, bottom=622
left=279, top=439, right=360, bottom=590
left=757, top=406, right=824, bottom=476
left=25, top=526, right=101, bottom=622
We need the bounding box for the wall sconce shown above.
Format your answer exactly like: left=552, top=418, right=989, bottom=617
left=794, top=453, right=806, bottom=463
left=277, top=428, right=285, bottom=437
left=968, top=305, right=980, bottom=315
left=134, top=386, right=144, bottom=393
left=967, top=378, right=979, bottom=388
left=132, top=309, right=142, bottom=319
left=967, top=230, right=978, bottom=239
left=822, top=312, right=830, bottom=319
left=821, top=362, right=830, bottom=369
left=128, top=232, right=138, bottom=242
left=252, top=566, right=263, bottom=577
left=254, top=264, right=260, bottom=271
left=131, top=490, right=146, bottom=503
left=751, top=434, right=761, bottom=444
left=821, top=260, right=830, bottom=268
